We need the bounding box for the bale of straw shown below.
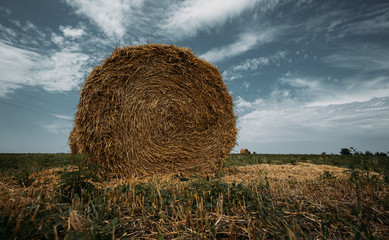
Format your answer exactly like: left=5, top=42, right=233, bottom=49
left=69, top=44, right=237, bottom=177
left=240, top=148, right=250, bottom=155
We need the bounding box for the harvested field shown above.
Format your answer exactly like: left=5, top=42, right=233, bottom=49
left=1, top=158, right=388, bottom=239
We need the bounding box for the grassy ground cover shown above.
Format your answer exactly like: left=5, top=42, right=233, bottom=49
left=0, top=153, right=388, bottom=239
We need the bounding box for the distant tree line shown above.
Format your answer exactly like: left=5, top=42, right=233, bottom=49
left=339, top=147, right=388, bottom=156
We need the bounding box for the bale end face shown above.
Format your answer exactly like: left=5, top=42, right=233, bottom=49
left=69, top=44, right=237, bottom=177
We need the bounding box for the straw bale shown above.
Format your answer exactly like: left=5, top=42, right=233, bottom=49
left=69, top=44, right=237, bottom=177
left=240, top=148, right=250, bottom=155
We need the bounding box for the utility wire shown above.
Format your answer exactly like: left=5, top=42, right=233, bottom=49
left=13, top=89, right=72, bottom=112
left=0, top=99, right=73, bottom=120
left=0, top=79, right=74, bottom=112
left=11, top=98, right=71, bottom=117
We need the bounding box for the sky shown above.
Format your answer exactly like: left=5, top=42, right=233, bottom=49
left=0, top=0, right=388, bottom=154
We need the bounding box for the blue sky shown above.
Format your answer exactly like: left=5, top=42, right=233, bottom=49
left=0, top=0, right=388, bottom=154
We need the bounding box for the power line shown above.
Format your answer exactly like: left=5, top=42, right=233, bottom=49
left=0, top=99, right=73, bottom=120
left=11, top=98, right=68, bottom=117
left=0, top=79, right=74, bottom=112
left=13, top=89, right=72, bottom=112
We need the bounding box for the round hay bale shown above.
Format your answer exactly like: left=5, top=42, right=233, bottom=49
left=69, top=44, right=237, bottom=177
left=240, top=148, right=250, bottom=155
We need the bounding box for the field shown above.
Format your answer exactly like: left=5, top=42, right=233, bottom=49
left=0, top=153, right=388, bottom=239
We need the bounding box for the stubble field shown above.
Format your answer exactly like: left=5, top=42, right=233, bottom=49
left=0, top=153, right=388, bottom=239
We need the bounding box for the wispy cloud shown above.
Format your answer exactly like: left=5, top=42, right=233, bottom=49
left=306, top=77, right=389, bottom=107
left=280, top=77, right=322, bottom=92
left=60, top=25, right=85, bottom=39
left=232, top=57, right=270, bottom=71
left=322, top=45, right=389, bottom=72
left=305, top=2, right=389, bottom=40
left=0, top=6, right=12, bottom=16
left=0, top=24, right=18, bottom=45
left=0, top=8, right=101, bottom=97
left=242, top=81, right=250, bottom=90
left=235, top=96, right=263, bottom=111
left=236, top=96, right=389, bottom=153
left=52, top=114, right=74, bottom=121
left=234, top=72, right=389, bottom=153
left=64, top=0, right=144, bottom=39
left=278, top=74, right=389, bottom=107
left=162, top=0, right=260, bottom=39
left=62, top=0, right=282, bottom=42
left=36, top=50, right=90, bottom=91
left=337, top=3, right=389, bottom=35
left=0, top=19, right=50, bottom=48
left=223, top=51, right=288, bottom=81
left=43, top=120, right=72, bottom=135
left=0, top=42, right=40, bottom=96
left=0, top=41, right=90, bottom=97
left=61, top=0, right=389, bottom=44
left=235, top=51, right=288, bottom=71
left=200, top=30, right=278, bottom=63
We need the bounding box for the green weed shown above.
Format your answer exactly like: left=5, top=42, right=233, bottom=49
left=13, top=166, right=35, bottom=187
left=58, top=154, right=100, bottom=201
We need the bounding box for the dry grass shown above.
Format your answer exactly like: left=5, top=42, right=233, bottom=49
left=1, top=162, right=388, bottom=239
left=69, top=44, right=237, bottom=177
left=223, top=162, right=350, bottom=183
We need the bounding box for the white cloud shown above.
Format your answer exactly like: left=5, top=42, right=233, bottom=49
left=201, top=30, right=277, bottom=63
left=0, top=20, right=49, bottom=48
left=0, top=41, right=90, bottom=97
left=162, top=0, right=259, bottom=38
left=64, top=0, right=144, bottom=38
left=223, top=71, right=243, bottom=81
left=43, top=120, right=72, bottom=135
left=235, top=74, right=389, bottom=153
left=233, top=51, right=288, bottom=71
left=223, top=51, right=288, bottom=81
left=234, top=57, right=270, bottom=71
left=279, top=75, right=389, bottom=107
left=52, top=114, right=74, bottom=120
left=290, top=2, right=389, bottom=41
left=60, top=25, right=85, bottom=38
left=36, top=50, right=90, bottom=91
left=236, top=96, right=389, bottom=153
left=0, top=6, right=12, bottom=16
left=242, top=81, right=250, bottom=90
left=0, top=10, right=111, bottom=97
left=235, top=96, right=264, bottom=114
left=51, top=33, right=65, bottom=45
left=62, top=0, right=282, bottom=42
left=0, top=81, right=23, bottom=97
left=280, top=77, right=321, bottom=91
left=307, top=77, right=389, bottom=107
left=340, top=4, right=389, bottom=35
left=0, top=42, right=39, bottom=96
left=0, top=24, right=17, bottom=39
left=21, top=21, right=47, bottom=38
left=322, top=45, right=389, bottom=72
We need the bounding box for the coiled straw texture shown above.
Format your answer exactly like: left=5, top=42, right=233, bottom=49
left=69, top=44, right=237, bottom=177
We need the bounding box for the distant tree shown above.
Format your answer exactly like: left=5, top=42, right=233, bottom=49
left=321, top=152, right=326, bottom=155
left=340, top=148, right=352, bottom=156
left=375, top=152, right=388, bottom=157
left=349, top=147, right=361, bottom=155
left=365, top=151, right=373, bottom=155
